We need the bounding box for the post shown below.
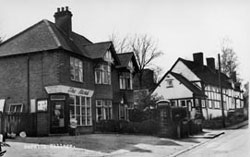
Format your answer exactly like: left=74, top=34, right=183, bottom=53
left=218, top=54, right=226, bottom=128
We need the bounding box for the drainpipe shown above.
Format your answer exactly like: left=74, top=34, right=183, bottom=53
left=27, top=55, right=30, bottom=113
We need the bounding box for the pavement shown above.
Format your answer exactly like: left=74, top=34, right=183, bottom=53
left=2, top=120, right=248, bottom=157
left=170, top=120, right=248, bottom=157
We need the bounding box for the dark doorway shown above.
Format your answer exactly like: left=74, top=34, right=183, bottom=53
left=50, top=101, right=67, bottom=134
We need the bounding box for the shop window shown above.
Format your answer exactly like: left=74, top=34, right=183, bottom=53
left=96, top=100, right=112, bottom=121
left=95, top=64, right=111, bottom=85
left=70, top=57, right=83, bottom=82
left=119, top=73, right=133, bottom=90
left=9, top=103, right=23, bottom=113
left=69, top=95, right=92, bottom=126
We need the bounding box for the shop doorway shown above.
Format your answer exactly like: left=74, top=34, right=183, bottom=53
left=50, top=101, right=67, bottom=134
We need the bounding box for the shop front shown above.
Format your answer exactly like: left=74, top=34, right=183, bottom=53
left=42, top=85, right=94, bottom=135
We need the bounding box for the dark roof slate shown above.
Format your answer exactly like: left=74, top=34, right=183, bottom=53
left=117, top=53, right=134, bottom=67
left=84, top=42, right=112, bottom=59
left=179, top=58, right=232, bottom=89
left=0, top=19, right=115, bottom=59
left=170, top=72, right=206, bottom=97
left=117, top=52, right=139, bottom=71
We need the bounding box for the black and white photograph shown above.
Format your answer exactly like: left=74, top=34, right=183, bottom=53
left=0, top=0, right=249, bottom=156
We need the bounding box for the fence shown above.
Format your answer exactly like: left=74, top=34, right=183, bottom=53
left=0, top=113, right=36, bottom=137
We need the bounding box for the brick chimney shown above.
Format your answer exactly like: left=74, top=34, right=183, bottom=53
left=206, top=57, right=215, bottom=70
left=230, top=71, right=237, bottom=82
left=193, top=52, right=204, bottom=66
left=54, top=6, right=72, bottom=36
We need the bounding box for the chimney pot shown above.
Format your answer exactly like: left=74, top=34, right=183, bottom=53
left=230, top=71, right=237, bottom=82
left=206, top=57, right=215, bottom=70
left=54, top=7, right=73, bottom=36
left=66, top=6, right=69, bottom=11
left=193, top=52, right=204, bottom=66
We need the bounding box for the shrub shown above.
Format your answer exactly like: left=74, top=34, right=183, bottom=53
left=95, top=119, right=160, bottom=135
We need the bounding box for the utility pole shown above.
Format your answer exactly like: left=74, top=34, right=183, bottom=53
left=218, top=54, right=226, bottom=128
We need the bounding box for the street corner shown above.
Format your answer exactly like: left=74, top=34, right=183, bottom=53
left=190, top=129, right=225, bottom=139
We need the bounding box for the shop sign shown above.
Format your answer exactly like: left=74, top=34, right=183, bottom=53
left=45, top=85, right=94, bottom=97
left=37, top=100, right=48, bottom=112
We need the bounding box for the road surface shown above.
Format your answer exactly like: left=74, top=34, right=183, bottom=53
left=178, top=126, right=249, bottom=157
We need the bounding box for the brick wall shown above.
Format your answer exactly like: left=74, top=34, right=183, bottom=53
left=0, top=51, right=60, bottom=112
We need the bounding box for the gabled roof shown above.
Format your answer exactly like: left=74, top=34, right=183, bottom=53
left=84, top=41, right=112, bottom=59
left=0, top=20, right=92, bottom=57
left=84, top=41, right=121, bottom=65
left=117, top=52, right=139, bottom=72
left=179, top=58, right=232, bottom=88
left=170, top=72, right=206, bottom=97
left=0, top=19, right=122, bottom=65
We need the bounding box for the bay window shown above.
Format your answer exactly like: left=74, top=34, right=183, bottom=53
left=69, top=95, right=92, bottom=126
left=96, top=100, right=112, bottom=121
left=95, top=64, right=111, bottom=84
left=70, top=57, right=83, bottom=82
left=119, top=73, right=133, bottom=90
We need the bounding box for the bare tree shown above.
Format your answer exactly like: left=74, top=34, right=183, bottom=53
left=110, top=33, right=163, bottom=89
left=109, top=33, right=130, bottom=54
left=220, top=38, right=239, bottom=78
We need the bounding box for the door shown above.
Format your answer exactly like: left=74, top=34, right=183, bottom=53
left=50, top=101, right=67, bottom=134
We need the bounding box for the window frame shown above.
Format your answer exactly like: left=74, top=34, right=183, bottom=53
left=166, top=79, right=174, bottom=88
left=70, top=57, right=83, bottom=82
left=95, top=100, right=113, bottom=121
left=119, top=72, right=133, bottom=90
left=9, top=103, right=23, bottom=113
left=69, top=95, right=92, bottom=126
left=95, top=64, right=111, bottom=85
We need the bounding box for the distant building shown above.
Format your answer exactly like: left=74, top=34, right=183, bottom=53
left=152, top=52, right=244, bottom=119
left=0, top=7, right=138, bottom=135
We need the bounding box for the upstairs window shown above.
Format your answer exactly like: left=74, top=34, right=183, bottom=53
left=104, top=51, right=114, bottom=63
left=70, top=57, right=83, bottom=82
left=128, top=60, right=134, bottom=72
left=166, top=79, right=173, bottom=88
left=120, top=73, right=133, bottom=90
left=95, top=64, right=111, bottom=85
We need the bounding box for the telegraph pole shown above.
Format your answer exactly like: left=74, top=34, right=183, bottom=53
left=218, top=54, right=226, bottom=128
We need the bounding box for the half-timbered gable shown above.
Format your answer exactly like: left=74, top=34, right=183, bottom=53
left=153, top=52, right=244, bottom=120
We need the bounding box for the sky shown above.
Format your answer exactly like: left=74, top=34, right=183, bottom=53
left=0, top=0, right=249, bottom=84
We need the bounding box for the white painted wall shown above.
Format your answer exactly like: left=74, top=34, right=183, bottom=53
left=153, top=73, right=193, bottom=100
left=172, top=60, right=200, bottom=82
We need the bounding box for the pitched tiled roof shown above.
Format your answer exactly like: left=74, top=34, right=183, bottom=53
left=117, top=52, right=134, bottom=67
left=0, top=20, right=94, bottom=57
left=179, top=58, right=232, bottom=89
left=117, top=52, right=139, bottom=71
left=170, top=72, right=206, bottom=97
left=84, top=42, right=112, bottom=59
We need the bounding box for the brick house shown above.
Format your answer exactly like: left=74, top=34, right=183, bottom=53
left=0, top=7, right=138, bottom=136
left=152, top=52, right=244, bottom=120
